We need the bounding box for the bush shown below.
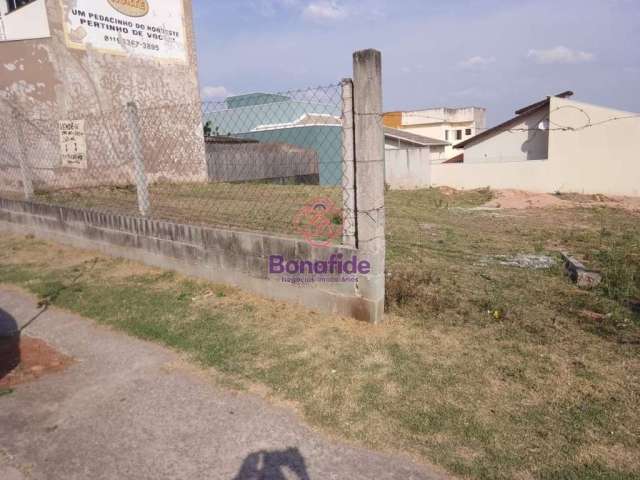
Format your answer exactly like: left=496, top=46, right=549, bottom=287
left=385, top=267, right=446, bottom=313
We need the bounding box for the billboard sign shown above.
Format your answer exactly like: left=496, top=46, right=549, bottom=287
left=61, top=0, right=188, bottom=63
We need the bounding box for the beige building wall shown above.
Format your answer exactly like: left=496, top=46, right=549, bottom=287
left=546, top=97, right=640, bottom=195
left=0, top=0, right=206, bottom=193
left=463, top=107, right=549, bottom=164
left=431, top=98, right=640, bottom=196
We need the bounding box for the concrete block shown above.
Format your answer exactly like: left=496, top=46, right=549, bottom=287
left=262, top=235, right=297, bottom=259
left=235, top=231, right=264, bottom=258
left=334, top=294, right=385, bottom=324
left=143, top=218, right=152, bottom=237
left=309, top=245, right=348, bottom=262
left=245, top=255, right=268, bottom=279
left=136, top=235, right=161, bottom=256
left=34, top=215, right=64, bottom=233
left=125, top=217, right=136, bottom=233
left=318, top=279, right=359, bottom=297
left=202, top=228, right=245, bottom=254
left=295, top=239, right=313, bottom=259
left=98, top=226, right=139, bottom=249
left=161, top=224, right=174, bottom=242
left=137, top=218, right=146, bottom=236
left=148, top=219, right=161, bottom=238
left=62, top=207, right=81, bottom=224
left=356, top=273, right=385, bottom=301
left=220, top=247, right=245, bottom=271
left=203, top=250, right=223, bottom=269
left=200, top=229, right=219, bottom=252
left=576, top=270, right=603, bottom=289
left=562, top=252, right=602, bottom=289
left=0, top=198, right=380, bottom=322
left=189, top=225, right=204, bottom=246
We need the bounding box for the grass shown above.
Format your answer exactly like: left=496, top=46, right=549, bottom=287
left=0, top=388, right=14, bottom=397
left=1, top=187, right=639, bottom=480
left=33, top=182, right=344, bottom=237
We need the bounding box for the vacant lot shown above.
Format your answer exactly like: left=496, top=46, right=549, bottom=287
left=1, top=187, right=638, bottom=480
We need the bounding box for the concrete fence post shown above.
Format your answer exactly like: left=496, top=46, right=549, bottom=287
left=13, top=109, right=34, bottom=201
left=352, top=49, right=386, bottom=323
left=126, top=102, right=150, bottom=217
left=341, top=78, right=356, bottom=248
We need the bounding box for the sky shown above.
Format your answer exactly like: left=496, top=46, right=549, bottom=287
left=192, top=0, right=640, bottom=125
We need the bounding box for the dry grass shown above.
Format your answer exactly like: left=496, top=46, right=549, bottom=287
left=33, top=182, right=344, bottom=236
left=1, top=186, right=639, bottom=480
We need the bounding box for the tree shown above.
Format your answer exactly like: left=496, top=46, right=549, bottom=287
left=203, top=121, right=213, bottom=137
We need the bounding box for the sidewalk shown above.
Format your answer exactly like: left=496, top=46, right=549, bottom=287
left=0, top=286, right=448, bottom=480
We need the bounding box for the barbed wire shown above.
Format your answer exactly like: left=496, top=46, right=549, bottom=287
left=396, top=104, right=640, bottom=136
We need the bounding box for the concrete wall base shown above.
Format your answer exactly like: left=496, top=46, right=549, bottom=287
left=0, top=198, right=380, bottom=322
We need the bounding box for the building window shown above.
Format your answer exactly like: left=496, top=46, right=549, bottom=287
left=6, top=0, right=36, bottom=13
left=465, top=128, right=472, bottom=136
left=456, top=130, right=462, bottom=141
left=445, top=130, right=449, bottom=141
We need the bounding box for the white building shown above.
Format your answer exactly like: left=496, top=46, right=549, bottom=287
left=430, top=91, right=640, bottom=196
left=453, top=92, right=567, bottom=164
left=384, top=106, right=486, bottom=159
left=0, top=0, right=50, bottom=42
left=383, top=126, right=449, bottom=162
left=382, top=127, right=450, bottom=191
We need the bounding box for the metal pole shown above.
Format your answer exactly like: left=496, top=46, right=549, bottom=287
left=13, top=108, right=34, bottom=200
left=126, top=102, right=150, bottom=217
left=341, top=78, right=356, bottom=248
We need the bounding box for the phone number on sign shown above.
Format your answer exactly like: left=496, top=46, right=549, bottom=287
left=103, top=36, right=160, bottom=51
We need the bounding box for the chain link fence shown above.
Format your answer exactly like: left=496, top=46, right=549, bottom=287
left=0, top=82, right=355, bottom=244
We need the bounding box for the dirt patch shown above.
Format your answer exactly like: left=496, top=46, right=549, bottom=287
left=480, top=189, right=640, bottom=211
left=592, top=195, right=640, bottom=211
left=481, top=190, right=568, bottom=209
left=577, top=443, right=640, bottom=471
left=0, top=335, right=73, bottom=388
left=438, top=186, right=460, bottom=196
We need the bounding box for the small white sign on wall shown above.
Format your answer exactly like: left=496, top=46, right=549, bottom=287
left=59, top=120, right=88, bottom=169
left=0, top=0, right=51, bottom=42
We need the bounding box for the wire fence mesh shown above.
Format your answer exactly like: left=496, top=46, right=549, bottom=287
left=0, top=82, right=355, bottom=244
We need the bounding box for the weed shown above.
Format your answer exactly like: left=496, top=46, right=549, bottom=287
left=385, top=266, right=435, bottom=310
left=597, top=238, right=639, bottom=303
left=433, top=197, right=449, bottom=209
left=0, top=388, right=14, bottom=397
